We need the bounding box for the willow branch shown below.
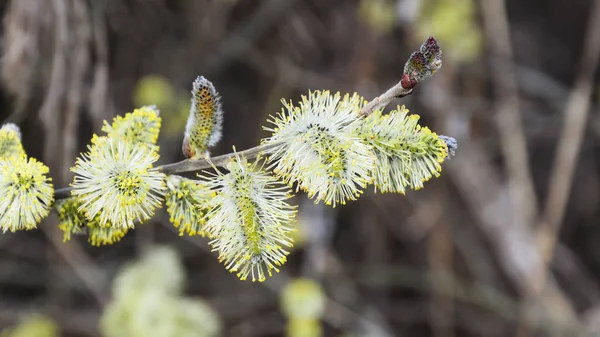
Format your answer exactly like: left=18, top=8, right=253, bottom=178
left=53, top=36, right=442, bottom=201
left=53, top=142, right=281, bottom=200
left=358, top=81, right=413, bottom=117
left=157, top=142, right=279, bottom=175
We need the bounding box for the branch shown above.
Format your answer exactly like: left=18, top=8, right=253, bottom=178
left=358, top=78, right=413, bottom=117
left=157, top=142, right=279, bottom=175
left=53, top=36, right=442, bottom=201
left=539, top=0, right=600, bottom=262
left=53, top=142, right=280, bottom=200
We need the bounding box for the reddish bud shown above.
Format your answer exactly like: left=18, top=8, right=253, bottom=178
left=400, top=73, right=417, bottom=89
left=420, top=36, right=441, bottom=62
left=403, top=52, right=427, bottom=79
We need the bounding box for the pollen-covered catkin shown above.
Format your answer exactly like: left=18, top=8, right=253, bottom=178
left=0, top=123, right=25, bottom=160
left=0, top=157, right=54, bottom=232
left=262, top=90, right=374, bottom=207
left=199, top=152, right=296, bottom=282
left=70, top=137, right=166, bottom=228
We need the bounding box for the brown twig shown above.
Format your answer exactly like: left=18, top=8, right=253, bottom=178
left=358, top=82, right=413, bottom=117
left=156, top=142, right=280, bottom=175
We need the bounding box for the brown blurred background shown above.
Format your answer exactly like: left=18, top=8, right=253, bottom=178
left=0, top=0, right=599, bottom=336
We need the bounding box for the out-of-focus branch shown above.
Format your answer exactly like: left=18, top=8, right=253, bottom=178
left=88, top=0, right=110, bottom=131
left=41, top=0, right=69, bottom=179
left=537, top=0, right=600, bottom=266
left=480, top=0, right=538, bottom=227
left=61, top=0, right=90, bottom=184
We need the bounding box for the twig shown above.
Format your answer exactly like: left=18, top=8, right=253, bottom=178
left=53, top=142, right=281, bottom=200
left=157, top=142, right=279, bottom=175
left=358, top=81, right=413, bottom=117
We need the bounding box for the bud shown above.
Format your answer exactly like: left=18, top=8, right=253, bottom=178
left=183, top=76, right=224, bottom=159
left=420, top=36, right=442, bottom=62
left=402, top=36, right=443, bottom=85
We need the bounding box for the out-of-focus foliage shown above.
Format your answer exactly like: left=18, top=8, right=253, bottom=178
left=358, top=0, right=395, bottom=34
left=100, top=246, right=221, bottom=337
left=286, top=318, right=322, bottom=337
left=134, top=76, right=174, bottom=112
left=280, top=278, right=326, bottom=319
left=417, top=0, right=481, bottom=62
left=281, top=279, right=326, bottom=337
left=134, top=75, right=190, bottom=137
left=1, top=315, right=58, bottom=337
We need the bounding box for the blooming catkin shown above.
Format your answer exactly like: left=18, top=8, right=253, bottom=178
left=200, top=153, right=296, bottom=282
left=56, top=198, right=89, bottom=242
left=182, top=76, right=223, bottom=159
left=263, top=90, right=374, bottom=207
left=0, top=123, right=25, bottom=160
left=102, top=105, right=162, bottom=147
left=56, top=197, right=129, bottom=246
left=165, top=175, right=215, bottom=236
left=355, top=105, right=448, bottom=193
left=0, top=157, right=54, bottom=232
left=70, top=137, right=166, bottom=228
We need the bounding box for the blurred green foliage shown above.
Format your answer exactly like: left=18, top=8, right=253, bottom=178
left=100, top=246, right=221, bottom=337
left=358, top=0, right=395, bottom=35
left=1, top=315, right=58, bottom=337
left=418, top=0, right=482, bottom=62
left=281, top=278, right=326, bottom=319
left=134, top=75, right=190, bottom=137
left=286, top=318, right=322, bottom=337
left=281, top=278, right=326, bottom=337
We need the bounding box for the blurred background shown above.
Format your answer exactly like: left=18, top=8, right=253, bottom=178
left=0, top=0, right=599, bottom=336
